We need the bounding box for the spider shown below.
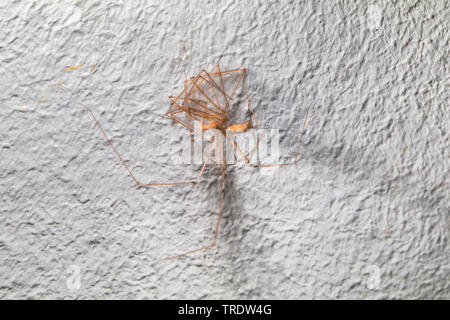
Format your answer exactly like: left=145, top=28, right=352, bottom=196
left=74, top=65, right=311, bottom=259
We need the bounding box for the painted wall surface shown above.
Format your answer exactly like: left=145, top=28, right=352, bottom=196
left=0, top=0, right=448, bottom=299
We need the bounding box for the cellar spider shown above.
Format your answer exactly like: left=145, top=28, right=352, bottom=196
left=74, top=65, right=311, bottom=260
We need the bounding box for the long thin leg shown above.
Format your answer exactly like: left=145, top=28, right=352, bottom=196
left=250, top=104, right=311, bottom=168
left=236, top=67, right=311, bottom=167
left=165, top=108, right=205, bottom=141
left=201, top=70, right=233, bottom=105
left=163, top=185, right=225, bottom=260
left=171, top=65, right=222, bottom=107
left=217, top=65, right=231, bottom=113
left=226, top=133, right=249, bottom=163
left=229, top=67, right=246, bottom=100
left=225, top=67, right=261, bottom=164
left=163, top=134, right=227, bottom=260
left=73, top=99, right=214, bottom=187
left=227, top=83, right=311, bottom=168
left=241, top=69, right=261, bottom=161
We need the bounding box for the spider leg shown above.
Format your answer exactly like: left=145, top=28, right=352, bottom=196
left=250, top=104, right=311, bottom=168
left=163, top=164, right=225, bottom=260
left=75, top=100, right=214, bottom=187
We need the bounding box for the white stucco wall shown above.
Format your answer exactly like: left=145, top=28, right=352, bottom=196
left=0, top=0, right=448, bottom=299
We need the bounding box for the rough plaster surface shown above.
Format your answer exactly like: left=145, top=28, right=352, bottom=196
left=0, top=0, right=448, bottom=299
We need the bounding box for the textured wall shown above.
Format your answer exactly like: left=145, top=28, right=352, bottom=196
left=0, top=0, right=448, bottom=299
